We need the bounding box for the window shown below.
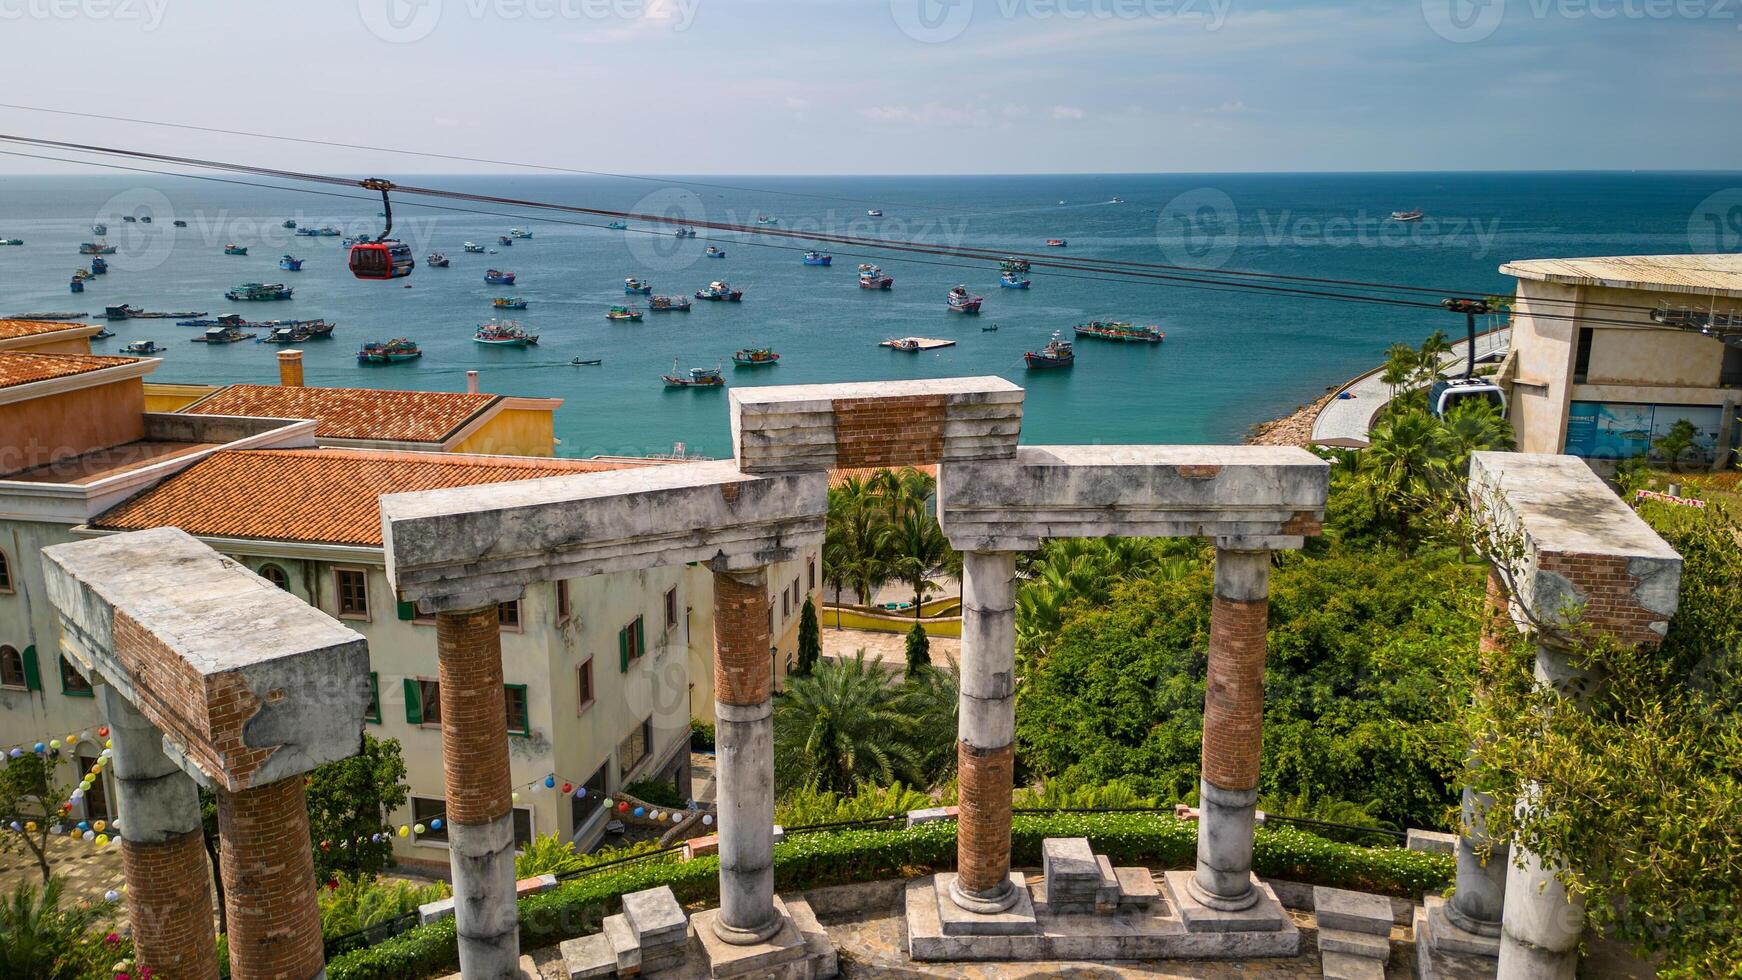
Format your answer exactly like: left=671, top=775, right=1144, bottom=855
left=808, top=557, right=816, bottom=592
left=505, top=684, right=530, bottom=736
left=405, top=677, right=442, bottom=726
left=570, top=762, right=609, bottom=837
left=412, top=797, right=447, bottom=842
left=512, top=807, right=533, bottom=848
left=664, top=587, right=679, bottom=632
left=258, top=563, right=290, bottom=590
left=1573, top=327, right=1594, bottom=384
left=59, top=656, right=93, bottom=697
left=792, top=577, right=800, bottom=608
left=0, top=646, right=25, bottom=690
left=618, top=717, right=651, bottom=776
left=556, top=580, right=572, bottom=623
left=782, top=587, right=790, bottom=619
left=618, top=615, right=644, bottom=671
left=364, top=672, right=381, bottom=724
left=576, top=659, right=595, bottom=714
left=498, top=600, right=521, bottom=631
left=335, top=568, right=369, bottom=619
left=0, top=549, right=12, bottom=593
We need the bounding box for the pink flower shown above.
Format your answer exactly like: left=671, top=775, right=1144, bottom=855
left=104, top=932, right=120, bottom=946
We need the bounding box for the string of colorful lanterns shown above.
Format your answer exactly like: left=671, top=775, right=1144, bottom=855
left=2, top=726, right=120, bottom=851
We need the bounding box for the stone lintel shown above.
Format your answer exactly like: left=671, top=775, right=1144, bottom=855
left=41, top=527, right=370, bottom=792
left=1469, top=452, right=1681, bottom=641
left=938, top=445, right=1329, bottom=552
left=380, top=461, right=825, bottom=605
left=730, top=376, right=1024, bottom=473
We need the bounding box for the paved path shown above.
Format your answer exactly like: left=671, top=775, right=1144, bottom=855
left=1310, top=329, right=1510, bottom=448
left=821, top=627, right=960, bottom=674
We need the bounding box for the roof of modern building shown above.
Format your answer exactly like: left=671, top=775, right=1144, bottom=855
left=1501, top=253, right=1742, bottom=299
left=90, top=448, right=643, bottom=547
left=0, top=351, right=143, bottom=391
left=180, top=384, right=503, bottom=444
left=0, top=318, right=94, bottom=341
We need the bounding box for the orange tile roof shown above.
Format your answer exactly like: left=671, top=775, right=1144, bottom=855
left=0, top=318, right=90, bottom=340
left=828, top=464, right=938, bottom=488
left=0, top=351, right=141, bottom=390
left=182, top=385, right=500, bottom=444
left=91, top=448, right=642, bottom=547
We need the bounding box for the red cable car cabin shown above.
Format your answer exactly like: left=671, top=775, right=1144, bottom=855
left=349, top=240, right=415, bottom=280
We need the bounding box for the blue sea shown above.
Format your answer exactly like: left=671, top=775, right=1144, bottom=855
left=2, top=171, right=1738, bottom=457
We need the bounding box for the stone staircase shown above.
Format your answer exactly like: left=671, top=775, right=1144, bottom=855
left=1313, top=885, right=1394, bottom=980
left=1033, top=837, right=1163, bottom=916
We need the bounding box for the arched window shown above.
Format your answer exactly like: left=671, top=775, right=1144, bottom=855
left=0, top=646, right=24, bottom=690
left=0, top=549, right=12, bottom=593
left=259, top=564, right=290, bottom=590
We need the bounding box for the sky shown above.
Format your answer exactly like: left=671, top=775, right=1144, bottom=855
left=0, top=0, right=1738, bottom=175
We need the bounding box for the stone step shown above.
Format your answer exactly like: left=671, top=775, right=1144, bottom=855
left=1113, top=867, right=1161, bottom=910
left=1093, top=855, right=1121, bottom=913
left=1321, top=948, right=1387, bottom=980
left=1319, top=926, right=1391, bottom=959
left=622, top=884, right=689, bottom=948
left=1313, top=885, right=1393, bottom=937
left=559, top=935, right=616, bottom=980
left=603, top=913, right=641, bottom=973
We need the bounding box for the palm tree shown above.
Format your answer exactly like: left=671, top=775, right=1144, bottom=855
left=883, top=507, right=949, bottom=617
left=1362, top=410, right=1450, bottom=554
left=1439, top=400, right=1514, bottom=478
left=772, top=652, right=926, bottom=794
left=1417, top=329, right=1454, bottom=383
left=827, top=478, right=889, bottom=606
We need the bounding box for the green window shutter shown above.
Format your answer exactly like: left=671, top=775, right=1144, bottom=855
left=396, top=599, right=415, bottom=621
left=404, top=678, right=422, bottom=725
left=21, top=645, right=40, bottom=692
left=619, top=627, right=629, bottom=673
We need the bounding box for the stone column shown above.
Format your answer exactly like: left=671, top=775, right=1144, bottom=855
left=1444, top=566, right=1509, bottom=940
left=101, top=686, right=220, bottom=980
left=215, top=775, right=324, bottom=980
left=436, top=604, right=521, bottom=978
left=950, top=550, right=1019, bottom=914
left=1189, top=546, right=1270, bottom=911
left=711, top=566, right=781, bottom=945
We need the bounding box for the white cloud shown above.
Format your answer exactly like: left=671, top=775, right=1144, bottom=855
left=1050, top=106, right=1086, bottom=120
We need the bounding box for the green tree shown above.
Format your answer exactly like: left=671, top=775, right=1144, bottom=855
left=795, top=596, right=821, bottom=677
left=1360, top=410, right=1451, bottom=555
left=774, top=652, right=951, bottom=794
left=904, top=622, right=931, bottom=678
left=306, top=734, right=409, bottom=881
left=0, top=754, right=70, bottom=883
left=0, top=878, right=117, bottom=980
left=1652, top=417, right=1700, bottom=471
left=884, top=507, right=949, bottom=617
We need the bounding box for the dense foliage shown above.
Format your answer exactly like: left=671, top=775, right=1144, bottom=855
left=822, top=467, right=954, bottom=611
left=771, top=653, right=956, bottom=794
left=0, top=879, right=120, bottom=980
left=307, top=735, right=410, bottom=881
left=0, top=754, right=70, bottom=883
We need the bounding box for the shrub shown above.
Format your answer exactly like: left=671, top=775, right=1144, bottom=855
left=689, top=719, right=715, bottom=752
left=624, top=777, right=686, bottom=810
left=319, top=875, right=450, bottom=938
left=775, top=781, right=934, bottom=826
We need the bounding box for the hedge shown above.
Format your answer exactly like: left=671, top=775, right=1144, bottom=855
left=326, top=812, right=1452, bottom=980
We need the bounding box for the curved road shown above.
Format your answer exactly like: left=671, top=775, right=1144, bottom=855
left=1311, top=329, right=1510, bottom=448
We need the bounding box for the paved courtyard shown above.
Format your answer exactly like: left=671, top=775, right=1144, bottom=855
left=821, top=626, right=961, bottom=673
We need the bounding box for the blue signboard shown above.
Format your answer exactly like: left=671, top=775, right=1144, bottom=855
left=1564, top=401, right=1723, bottom=461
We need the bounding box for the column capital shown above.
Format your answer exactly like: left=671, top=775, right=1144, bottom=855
left=417, top=586, right=525, bottom=616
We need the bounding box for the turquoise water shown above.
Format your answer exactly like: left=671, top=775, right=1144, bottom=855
left=2, top=172, right=1737, bottom=457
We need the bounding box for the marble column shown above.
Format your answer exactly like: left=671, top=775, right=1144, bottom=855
left=950, top=550, right=1020, bottom=914
left=101, top=685, right=220, bottom=980
left=1189, top=546, right=1270, bottom=911
left=436, top=603, right=521, bottom=979
left=711, top=566, right=781, bottom=944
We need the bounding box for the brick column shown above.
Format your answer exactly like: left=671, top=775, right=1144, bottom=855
left=101, top=686, right=220, bottom=980
left=1444, top=566, right=1510, bottom=941
left=215, top=776, right=323, bottom=980
left=711, top=566, right=781, bottom=945
left=436, top=604, right=520, bottom=978
left=950, top=550, right=1020, bottom=914
left=1189, top=546, right=1270, bottom=911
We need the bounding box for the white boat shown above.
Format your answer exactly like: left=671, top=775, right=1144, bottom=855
left=463, top=241, right=486, bottom=253
left=866, top=209, right=882, bottom=217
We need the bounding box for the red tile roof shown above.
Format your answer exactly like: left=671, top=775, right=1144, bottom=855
left=0, top=318, right=90, bottom=340
left=91, top=448, right=642, bottom=547
left=181, top=385, right=500, bottom=444
left=0, top=351, right=141, bottom=390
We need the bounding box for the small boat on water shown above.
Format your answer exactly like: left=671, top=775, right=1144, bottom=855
left=572, top=357, right=603, bottom=365
left=279, top=255, right=304, bottom=271
left=463, top=241, right=487, bottom=253
left=474, top=319, right=538, bottom=347
left=649, top=295, right=692, bottom=312
left=705, top=246, right=726, bottom=259
left=1024, top=331, right=1075, bottom=370
left=1074, top=320, right=1163, bottom=343
left=858, top=264, right=894, bottom=290
left=981, top=323, right=999, bottom=332
left=121, top=340, right=163, bottom=355
left=122, top=216, right=136, bottom=223
left=90, top=257, right=108, bottom=275
left=606, top=305, right=643, bottom=322
left=493, top=297, right=528, bottom=310
left=802, top=251, right=831, bottom=266
left=1045, top=239, right=1068, bottom=248
left=225, top=282, right=293, bottom=301
left=882, top=337, right=921, bottom=352
left=140, top=216, right=152, bottom=224
left=357, top=338, right=422, bottom=363
left=192, top=325, right=255, bottom=344
left=69, top=277, right=85, bottom=294
left=674, top=227, right=697, bottom=238
left=296, top=226, right=342, bottom=237
left=92, top=223, right=107, bottom=236
left=607, top=221, right=629, bottom=230
left=223, top=244, right=248, bottom=256
left=947, top=285, right=983, bottom=314
left=92, top=327, right=115, bottom=340
left=733, top=347, right=779, bottom=366
left=427, top=252, right=450, bottom=267
left=282, top=220, right=297, bottom=229
left=1001, top=257, right=1031, bottom=274
left=1390, top=209, right=1424, bottom=222
left=484, top=270, right=516, bottom=285
left=1110, top=196, right=1124, bottom=204
left=262, top=323, right=314, bottom=344
left=756, top=215, right=780, bottom=225
left=999, top=273, right=1031, bottom=289
left=624, top=277, right=652, bottom=294
left=172, top=220, right=187, bottom=228
left=498, top=236, right=513, bottom=247
left=662, top=359, right=725, bottom=388
left=509, top=228, right=533, bottom=239
left=695, top=280, right=742, bottom=302
left=79, top=242, right=117, bottom=255
left=0, top=238, right=22, bottom=246
left=866, top=209, right=883, bottom=217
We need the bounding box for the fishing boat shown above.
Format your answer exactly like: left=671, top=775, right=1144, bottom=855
left=947, top=285, right=983, bottom=314
left=122, top=216, right=136, bottom=223
left=649, top=295, right=692, bottom=312
left=756, top=215, right=780, bottom=225
left=981, top=323, right=999, bottom=332
left=866, top=209, right=882, bottom=217
left=222, top=244, right=248, bottom=256
left=857, top=264, right=894, bottom=290
left=92, top=223, right=107, bottom=236
left=999, top=273, right=1031, bottom=289
left=357, top=338, right=422, bottom=363
left=624, top=277, right=652, bottom=294
left=498, top=236, right=513, bottom=247
left=492, top=297, right=528, bottom=310
left=1024, top=331, right=1075, bottom=369
left=1110, top=196, right=1124, bottom=204
left=473, top=319, right=539, bottom=347
left=1074, top=320, right=1164, bottom=343
left=662, top=359, right=725, bottom=388
left=694, top=281, right=743, bottom=302
left=705, top=246, right=725, bottom=259
left=90, top=257, right=108, bottom=275
left=732, top=347, right=779, bottom=366
left=1045, top=239, right=1068, bottom=248
left=282, top=220, right=297, bottom=229
left=0, top=238, right=22, bottom=246
left=69, top=277, right=84, bottom=294
left=140, top=216, right=152, bottom=224
left=121, top=340, right=163, bottom=355
left=572, top=357, right=603, bottom=365
left=605, top=305, right=644, bottom=322
left=192, top=325, right=255, bottom=344
left=79, top=242, right=117, bottom=255
left=463, top=241, right=487, bottom=253
left=1000, top=257, right=1031, bottom=274
left=673, top=227, right=697, bottom=238
left=225, top=282, right=294, bottom=301
left=92, top=327, right=115, bottom=340
left=172, top=220, right=187, bottom=228
left=427, top=252, right=450, bottom=267
left=802, top=251, right=831, bottom=267
left=1390, top=209, right=1424, bottom=222
left=261, top=324, right=309, bottom=344
left=509, top=228, right=533, bottom=239
left=881, top=337, right=921, bottom=352
left=295, top=226, right=340, bottom=237
left=279, top=255, right=304, bottom=271
left=258, top=320, right=334, bottom=343
left=607, top=221, right=629, bottom=230
left=483, top=270, right=516, bottom=285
